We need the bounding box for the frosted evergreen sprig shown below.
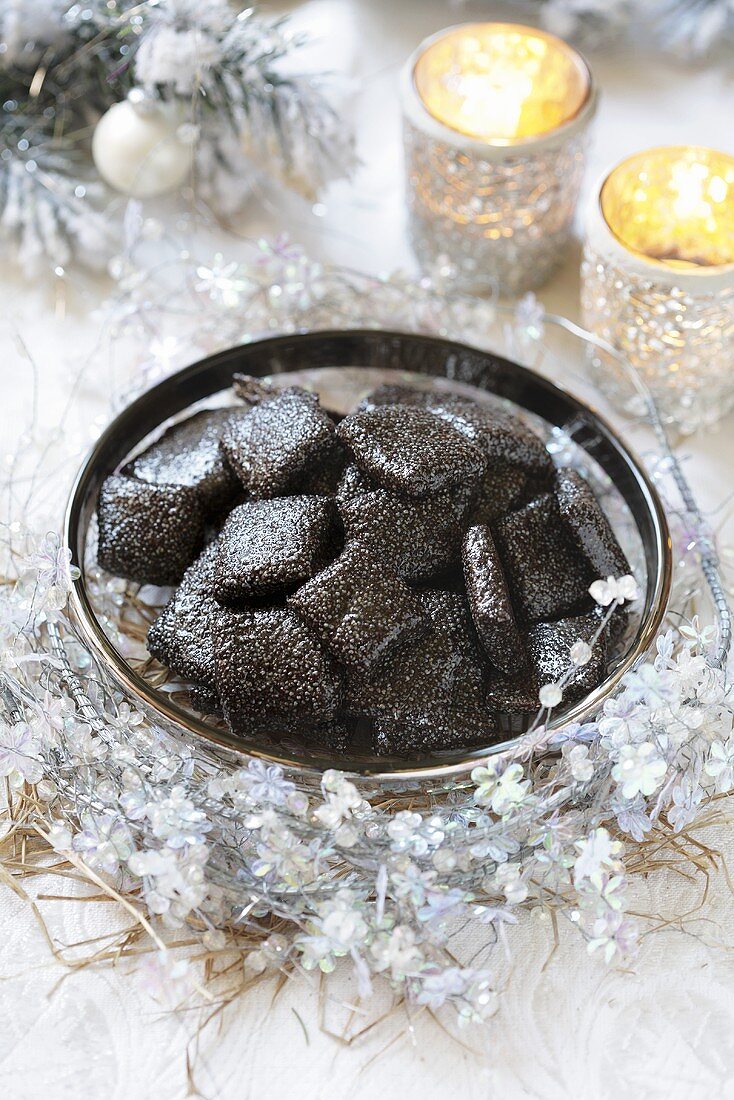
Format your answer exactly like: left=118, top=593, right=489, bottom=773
left=0, top=1, right=356, bottom=271
left=537, top=0, right=734, bottom=56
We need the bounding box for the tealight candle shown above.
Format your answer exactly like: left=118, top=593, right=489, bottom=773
left=582, top=146, right=734, bottom=432
left=401, top=23, right=597, bottom=295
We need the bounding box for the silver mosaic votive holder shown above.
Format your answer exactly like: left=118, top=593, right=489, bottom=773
left=582, top=146, right=734, bottom=434
left=401, top=23, right=597, bottom=297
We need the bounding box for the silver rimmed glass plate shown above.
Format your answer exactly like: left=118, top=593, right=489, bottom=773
left=65, top=329, right=671, bottom=780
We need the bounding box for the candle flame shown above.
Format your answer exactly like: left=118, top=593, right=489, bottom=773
left=413, top=23, right=590, bottom=144
left=601, top=147, right=734, bottom=270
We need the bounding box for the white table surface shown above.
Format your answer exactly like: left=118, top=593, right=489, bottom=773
left=2, top=3, right=734, bottom=1098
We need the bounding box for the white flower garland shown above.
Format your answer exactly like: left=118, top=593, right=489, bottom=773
left=1, top=237, right=732, bottom=1026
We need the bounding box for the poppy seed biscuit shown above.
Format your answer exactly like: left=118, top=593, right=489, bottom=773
left=360, top=387, right=553, bottom=478
left=485, top=674, right=540, bottom=717
left=299, top=443, right=349, bottom=495
left=526, top=613, right=610, bottom=705
left=471, top=462, right=534, bottom=525
left=232, top=373, right=303, bottom=407
left=371, top=590, right=492, bottom=754
left=214, top=607, right=341, bottom=734
left=426, top=397, right=554, bottom=480
left=495, top=493, right=594, bottom=624
left=462, top=524, right=526, bottom=675
left=98, top=475, right=205, bottom=586
left=372, top=697, right=491, bottom=755
left=357, top=383, right=435, bottom=413
left=345, top=590, right=487, bottom=721
left=123, top=408, right=240, bottom=516
left=189, top=682, right=222, bottom=717
left=288, top=546, right=426, bottom=672
left=335, top=463, right=375, bottom=505
left=337, top=474, right=470, bottom=582
left=336, top=405, right=486, bottom=498
left=555, top=467, right=630, bottom=581
left=221, top=389, right=337, bottom=499
left=147, top=540, right=223, bottom=686
left=214, top=496, right=340, bottom=603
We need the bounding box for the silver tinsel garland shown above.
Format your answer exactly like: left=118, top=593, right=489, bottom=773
left=1, top=235, right=733, bottom=1026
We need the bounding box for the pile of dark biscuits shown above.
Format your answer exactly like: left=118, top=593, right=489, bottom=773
left=97, top=374, right=630, bottom=756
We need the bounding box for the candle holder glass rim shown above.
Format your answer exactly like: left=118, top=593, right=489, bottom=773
left=598, top=144, right=734, bottom=277
left=402, top=21, right=596, bottom=156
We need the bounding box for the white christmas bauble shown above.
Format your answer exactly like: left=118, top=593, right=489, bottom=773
left=92, top=96, right=193, bottom=199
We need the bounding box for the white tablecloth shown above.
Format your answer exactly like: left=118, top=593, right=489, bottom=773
left=2, top=3, right=733, bottom=1097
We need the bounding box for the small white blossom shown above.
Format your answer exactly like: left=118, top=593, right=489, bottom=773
left=622, top=663, right=679, bottom=709
left=129, top=844, right=210, bottom=924
left=589, top=574, right=638, bottom=607
left=37, top=691, right=73, bottom=736
left=147, top=786, right=210, bottom=848
left=371, top=925, right=423, bottom=980
left=418, top=887, right=466, bottom=924
left=598, top=692, right=650, bottom=747
left=386, top=810, right=423, bottom=847
left=473, top=761, right=530, bottom=815
left=680, top=616, right=716, bottom=650
left=493, top=862, right=528, bottom=905
left=314, top=771, right=362, bottom=829
left=667, top=777, right=703, bottom=832
left=415, top=967, right=469, bottom=1009
left=0, top=721, right=43, bottom=784
left=586, top=912, right=638, bottom=965
left=296, top=888, right=368, bottom=973
left=415, top=966, right=489, bottom=1012
left=705, top=737, right=734, bottom=793
left=574, top=828, right=623, bottom=886
left=656, top=629, right=676, bottom=665
left=66, top=722, right=108, bottom=765
left=296, top=933, right=339, bottom=973
left=613, top=794, right=653, bottom=843
left=390, top=862, right=436, bottom=907
left=244, top=760, right=295, bottom=805
left=73, top=812, right=134, bottom=875
left=113, top=702, right=146, bottom=734
left=321, top=896, right=368, bottom=950
left=22, top=533, right=79, bottom=612
left=612, top=742, right=667, bottom=799
left=563, top=743, right=594, bottom=783
left=471, top=760, right=502, bottom=805
left=671, top=649, right=708, bottom=696
left=493, top=764, right=531, bottom=815
left=219, top=760, right=295, bottom=808
left=47, top=821, right=72, bottom=852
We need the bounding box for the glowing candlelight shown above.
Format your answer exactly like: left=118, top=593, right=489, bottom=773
left=412, top=23, right=591, bottom=145
left=582, top=146, right=734, bottom=432
left=600, top=146, right=734, bottom=271
left=401, top=23, right=597, bottom=295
